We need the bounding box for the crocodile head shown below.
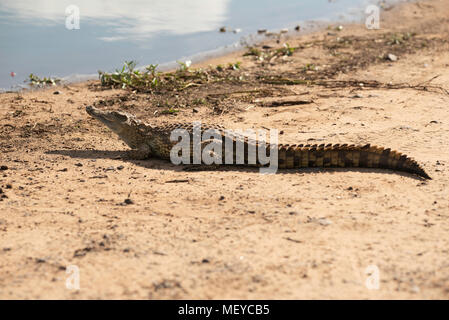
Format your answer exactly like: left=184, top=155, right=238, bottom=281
left=86, top=105, right=144, bottom=149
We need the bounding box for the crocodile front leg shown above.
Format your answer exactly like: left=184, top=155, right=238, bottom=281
left=126, top=144, right=152, bottom=160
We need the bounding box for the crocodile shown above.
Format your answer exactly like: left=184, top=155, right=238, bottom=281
left=86, top=105, right=431, bottom=179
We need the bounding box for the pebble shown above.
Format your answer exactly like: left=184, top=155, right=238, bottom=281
left=386, top=53, right=398, bottom=61
left=124, top=198, right=134, bottom=205
left=0, top=165, right=8, bottom=171
left=318, top=218, right=332, bottom=226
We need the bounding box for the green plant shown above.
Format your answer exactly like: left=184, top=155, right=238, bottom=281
left=387, top=32, right=415, bottom=45
left=98, top=60, right=243, bottom=92
left=303, top=63, right=316, bottom=71
left=160, top=108, right=179, bottom=115
left=228, top=61, right=241, bottom=70
left=276, top=43, right=295, bottom=56
left=98, top=60, right=162, bottom=90
left=243, top=47, right=263, bottom=57
left=27, top=73, right=61, bottom=87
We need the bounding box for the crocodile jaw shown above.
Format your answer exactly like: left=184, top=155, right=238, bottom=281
left=86, top=105, right=142, bottom=148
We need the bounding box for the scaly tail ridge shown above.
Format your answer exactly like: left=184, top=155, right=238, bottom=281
left=278, top=143, right=430, bottom=179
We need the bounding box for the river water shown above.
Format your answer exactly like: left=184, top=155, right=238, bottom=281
left=0, top=0, right=397, bottom=91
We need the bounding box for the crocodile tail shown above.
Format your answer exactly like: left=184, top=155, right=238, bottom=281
left=278, top=143, right=431, bottom=179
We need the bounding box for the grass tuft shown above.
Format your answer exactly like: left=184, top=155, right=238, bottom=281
left=27, top=74, right=61, bottom=87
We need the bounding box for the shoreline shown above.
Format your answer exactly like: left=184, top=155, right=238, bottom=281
left=1, top=0, right=400, bottom=93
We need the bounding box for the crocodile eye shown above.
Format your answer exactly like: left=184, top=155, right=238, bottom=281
left=111, top=112, right=128, bottom=122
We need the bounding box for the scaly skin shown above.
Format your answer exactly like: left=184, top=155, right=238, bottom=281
left=86, top=106, right=431, bottom=179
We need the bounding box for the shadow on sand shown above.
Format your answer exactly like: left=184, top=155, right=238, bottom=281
left=46, top=149, right=425, bottom=181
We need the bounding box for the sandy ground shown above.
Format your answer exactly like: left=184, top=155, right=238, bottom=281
left=1, top=0, right=449, bottom=299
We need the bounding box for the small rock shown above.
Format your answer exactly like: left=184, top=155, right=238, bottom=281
left=280, top=28, right=288, bottom=34
left=386, top=53, right=398, bottom=61
left=219, top=26, right=226, bottom=33
left=257, top=29, right=267, bottom=34
left=75, top=163, right=83, bottom=167
left=58, top=168, right=68, bottom=172
left=233, top=28, right=242, bottom=34
left=0, top=165, right=8, bottom=171
left=124, top=198, right=134, bottom=205
left=219, top=196, right=225, bottom=201
left=5, top=184, right=12, bottom=189
left=53, top=91, right=61, bottom=95
left=117, top=165, right=124, bottom=170
left=0, top=188, right=2, bottom=194
left=347, top=186, right=353, bottom=191
left=352, top=93, right=363, bottom=98
left=105, top=166, right=115, bottom=171
left=192, top=108, right=199, bottom=113
left=318, top=218, right=332, bottom=226
left=201, top=259, right=210, bottom=264
left=295, top=25, right=301, bottom=31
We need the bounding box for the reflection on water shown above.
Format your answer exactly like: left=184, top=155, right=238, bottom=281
left=0, top=0, right=389, bottom=90
left=0, top=0, right=231, bottom=40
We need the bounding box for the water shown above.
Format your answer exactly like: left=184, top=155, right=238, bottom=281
left=0, top=0, right=392, bottom=91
